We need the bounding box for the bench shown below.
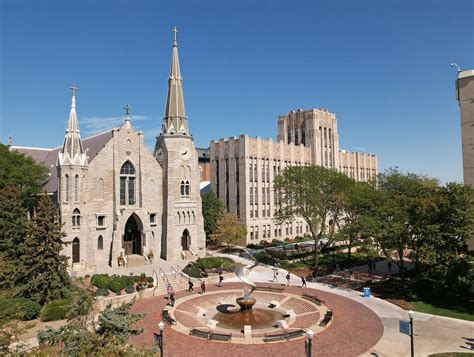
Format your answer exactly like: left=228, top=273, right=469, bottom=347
left=256, top=286, right=285, bottom=293
left=264, top=333, right=287, bottom=342
left=286, top=329, right=305, bottom=340
left=209, top=332, right=232, bottom=341
left=302, top=293, right=325, bottom=306
left=189, top=328, right=211, bottom=339
left=162, top=309, right=176, bottom=325
left=319, top=310, right=333, bottom=327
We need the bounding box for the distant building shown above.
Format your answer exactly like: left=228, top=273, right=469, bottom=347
left=455, top=69, right=474, bottom=250
left=211, top=108, right=377, bottom=246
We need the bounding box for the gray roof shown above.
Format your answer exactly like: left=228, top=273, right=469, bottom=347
left=13, top=130, right=113, bottom=193
left=196, top=147, right=210, bottom=160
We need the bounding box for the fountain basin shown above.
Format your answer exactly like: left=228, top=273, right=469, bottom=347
left=236, top=296, right=256, bottom=311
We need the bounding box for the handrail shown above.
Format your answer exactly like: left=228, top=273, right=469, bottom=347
left=170, top=266, right=182, bottom=282
left=159, top=267, right=170, bottom=286
left=143, top=253, right=151, bottom=265
left=189, top=246, right=198, bottom=257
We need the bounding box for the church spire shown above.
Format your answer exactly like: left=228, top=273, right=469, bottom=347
left=59, top=85, right=87, bottom=166
left=162, top=27, right=189, bottom=136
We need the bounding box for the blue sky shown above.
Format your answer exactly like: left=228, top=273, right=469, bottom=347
left=0, top=0, right=472, bottom=183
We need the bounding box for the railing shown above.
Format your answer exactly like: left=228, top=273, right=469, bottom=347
left=143, top=253, right=151, bottom=265
left=189, top=246, right=198, bottom=257
left=170, top=266, right=183, bottom=283
left=152, top=268, right=170, bottom=296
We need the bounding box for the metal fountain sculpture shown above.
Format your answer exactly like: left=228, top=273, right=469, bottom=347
left=235, top=250, right=259, bottom=312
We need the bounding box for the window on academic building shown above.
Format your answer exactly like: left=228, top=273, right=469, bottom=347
left=72, top=208, right=81, bottom=228
left=250, top=227, right=254, bottom=240
left=150, top=213, right=157, bottom=226
left=96, top=214, right=106, bottom=229
left=301, top=127, right=306, bottom=146
left=120, top=161, right=136, bottom=205
left=98, top=235, right=103, bottom=250
left=294, top=129, right=299, bottom=145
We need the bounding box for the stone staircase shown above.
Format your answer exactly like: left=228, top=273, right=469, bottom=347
left=153, top=272, right=192, bottom=296
left=127, top=255, right=149, bottom=268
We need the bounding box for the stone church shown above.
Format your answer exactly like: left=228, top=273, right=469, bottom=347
left=14, top=30, right=206, bottom=269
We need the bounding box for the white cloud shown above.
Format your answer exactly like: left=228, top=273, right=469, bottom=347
left=80, top=115, right=149, bottom=134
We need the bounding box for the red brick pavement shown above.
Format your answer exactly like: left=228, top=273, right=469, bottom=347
left=130, top=282, right=383, bottom=357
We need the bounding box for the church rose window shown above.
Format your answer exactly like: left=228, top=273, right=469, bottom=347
left=120, top=161, right=136, bottom=205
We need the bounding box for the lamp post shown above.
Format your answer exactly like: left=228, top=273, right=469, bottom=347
left=305, top=329, right=314, bottom=357
left=408, top=310, right=414, bottom=357
left=157, top=321, right=164, bottom=357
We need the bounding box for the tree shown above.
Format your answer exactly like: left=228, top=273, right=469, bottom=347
left=0, top=144, right=47, bottom=208
left=360, top=169, right=440, bottom=278
left=14, top=194, right=70, bottom=304
left=38, top=301, right=150, bottom=356
left=211, top=213, right=247, bottom=247
left=0, top=185, right=30, bottom=289
left=201, top=192, right=224, bottom=239
left=274, top=165, right=352, bottom=270
left=337, top=181, right=378, bottom=264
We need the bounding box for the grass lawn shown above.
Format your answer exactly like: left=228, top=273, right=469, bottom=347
left=410, top=300, right=474, bottom=322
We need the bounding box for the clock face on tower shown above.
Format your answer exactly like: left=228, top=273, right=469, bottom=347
left=179, top=146, right=191, bottom=161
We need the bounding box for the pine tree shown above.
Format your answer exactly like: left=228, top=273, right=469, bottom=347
left=0, top=185, right=29, bottom=288
left=16, top=194, right=71, bottom=304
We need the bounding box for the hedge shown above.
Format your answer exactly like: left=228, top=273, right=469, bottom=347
left=40, top=298, right=73, bottom=322
left=0, top=298, right=41, bottom=321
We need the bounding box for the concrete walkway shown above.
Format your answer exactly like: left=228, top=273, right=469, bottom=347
left=221, top=253, right=474, bottom=357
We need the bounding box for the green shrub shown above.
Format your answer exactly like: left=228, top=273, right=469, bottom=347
left=147, top=284, right=154, bottom=289
left=196, top=257, right=235, bottom=270
left=125, top=285, right=135, bottom=294
left=146, top=276, right=154, bottom=283
left=90, top=274, right=110, bottom=289
left=40, top=298, right=73, bottom=322
left=109, top=280, right=124, bottom=295
left=254, top=252, right=277, bottom=265
left=0, top=298, right=41, bottom=321
left=94, top=288, right=110, bottom=297
left=183, top=264, right=202, bottom=278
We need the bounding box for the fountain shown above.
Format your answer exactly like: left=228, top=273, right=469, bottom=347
left=234, top=250, right=259, bottom=311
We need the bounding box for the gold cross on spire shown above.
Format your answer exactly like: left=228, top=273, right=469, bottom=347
left=173, top=26, right=178, bottom=44
left=124, top=104, right=132, bottom=116
left=70, top=84, right=78, bottom=97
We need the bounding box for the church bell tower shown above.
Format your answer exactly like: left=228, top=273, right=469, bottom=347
left=154, top=27, right=206, bottom=261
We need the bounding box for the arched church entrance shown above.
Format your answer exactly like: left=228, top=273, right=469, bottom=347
left=123, top=214, right=142, bottom=255
left=181, top=229, right=190, bottom=251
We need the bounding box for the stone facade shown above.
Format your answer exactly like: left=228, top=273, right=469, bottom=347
left=455, top=69, right=474, bottom=250
left=211, top=108, right=377, bottom=246
left=14, top=30, right=206, bottom=268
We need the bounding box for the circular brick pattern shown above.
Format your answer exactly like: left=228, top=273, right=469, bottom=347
left=130, top=282, right=384, bottom=356
left=168, top=290, right=323, bottom=343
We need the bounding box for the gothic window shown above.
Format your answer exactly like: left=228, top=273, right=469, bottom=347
left=178, top=212, right=181, bottom=224
left=72, top=208, right=81, bottom=228
left=150, top=213, right=157, bottom=226
left=74, top=175, right=79, bottom=201
left=98, top=235, right=103, bottom=250
left=96, top=214, right=106, bottom=228
left=185, top=180, right=190, bottom=196
left=65, top=174, right=70, bottom=202
left=192, top=211, right=196, bottom=223
left=180, top=180, right=185, bottom=196
left=72, top=237, right=80, bottom=263
left=120, top=161, right=136, bottom=205
left=98, top=178, right=104, bottom=199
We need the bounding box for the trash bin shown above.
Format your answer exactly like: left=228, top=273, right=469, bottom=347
left=363, top=287, right=371, bottom=298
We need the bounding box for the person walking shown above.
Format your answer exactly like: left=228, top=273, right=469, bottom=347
left=286, top=272, right=291, bottom=286
left=387, top=260, right=392, bottom=273
left=170, top=292, right=175, bottom=307
left=272, top=268, right=278, bottom=282
left=166, top=283, right=173, bottom=304
left=201, top=280, right=206, bottom=294
left=218, top=273, right=224, bottom=287
left=188, top=279, right=194, bottom=292
left=301, top=276, right=307, bottom=288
